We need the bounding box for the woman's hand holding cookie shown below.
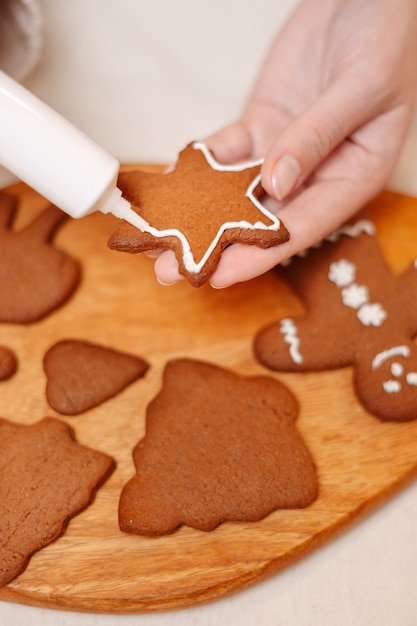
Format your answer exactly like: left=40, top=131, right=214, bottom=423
left=155, top=0, right=417, bottom=288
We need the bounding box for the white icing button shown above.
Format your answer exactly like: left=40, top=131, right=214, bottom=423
left=341, top=283, right=369, bottom=309
left=328, top=259, right=356, bottom=287
left=406, top=372, right=417, bottom=386
left=383, top=380, right=402, bottom=393
left=391, top=362, right=404, bottom=377
left=357, top=303, right=387, bottom=327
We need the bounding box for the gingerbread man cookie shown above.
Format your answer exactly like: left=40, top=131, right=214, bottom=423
left=254, top=221, right=417, bottom=422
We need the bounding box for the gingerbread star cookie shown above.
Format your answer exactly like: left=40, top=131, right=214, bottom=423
left=119, top=359, right=318, bottom=536
left=108, top=142, right=289, bottom=287
left=254, top=220, right=417, bottom=422
left=0, top=417, right=114, bottom=586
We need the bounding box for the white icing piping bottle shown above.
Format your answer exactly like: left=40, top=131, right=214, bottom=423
left=0, top=69, right=149, bottom=231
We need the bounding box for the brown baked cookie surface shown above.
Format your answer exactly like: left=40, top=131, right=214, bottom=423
left=0, top=193, right=81, bottom=323
left=254, top=220, right=417, bottom=422
left=108, top=142, right=289, bottom=287
left=119, top=359, right=318, bottom=536
left=44, top=339, right=149, bottom=415
left=0, top=346, right=17, bottom=381
left=0, top=417, right=114, bottom=586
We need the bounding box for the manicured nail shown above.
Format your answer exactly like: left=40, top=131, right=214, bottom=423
left=272, top=155, right=302, bottom=201
left=156, top=277, right=175, bottom=286
left=145, top=250, right=161, bottom=259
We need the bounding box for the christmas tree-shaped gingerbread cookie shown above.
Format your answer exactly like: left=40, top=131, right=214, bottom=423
left=119, top=359, right=318, bottom=536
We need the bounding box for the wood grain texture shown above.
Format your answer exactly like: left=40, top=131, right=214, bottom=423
left=0, top=176, right=416, bottom=614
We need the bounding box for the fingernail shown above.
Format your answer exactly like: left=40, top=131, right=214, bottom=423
left=272, top=155, right=301, bottom=201
left=145, top=250, right=160, bottom=258
left=209, top=281, right=228, bottom=290
left=157, top=277, right=175, bottom=286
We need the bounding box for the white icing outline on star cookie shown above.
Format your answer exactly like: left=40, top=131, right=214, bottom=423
left=118, top=142, right=283, bottom=274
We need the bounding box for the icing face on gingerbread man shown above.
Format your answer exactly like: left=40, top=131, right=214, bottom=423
left=254, top=221, right=417, bottom=422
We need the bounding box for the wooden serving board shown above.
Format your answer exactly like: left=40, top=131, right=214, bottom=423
left=0, top=175, right=417, bottom=614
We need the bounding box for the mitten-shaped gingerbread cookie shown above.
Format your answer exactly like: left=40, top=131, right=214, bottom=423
left=0, top=193, right=80, bottom=323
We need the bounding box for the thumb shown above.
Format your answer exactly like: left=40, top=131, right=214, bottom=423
left=205, top=121, right=253, bottom=163
left=261, top=80, right=374, bottom=200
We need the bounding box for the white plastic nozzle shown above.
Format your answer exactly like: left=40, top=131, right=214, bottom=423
left=100, top=187, right=150, bottom=231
